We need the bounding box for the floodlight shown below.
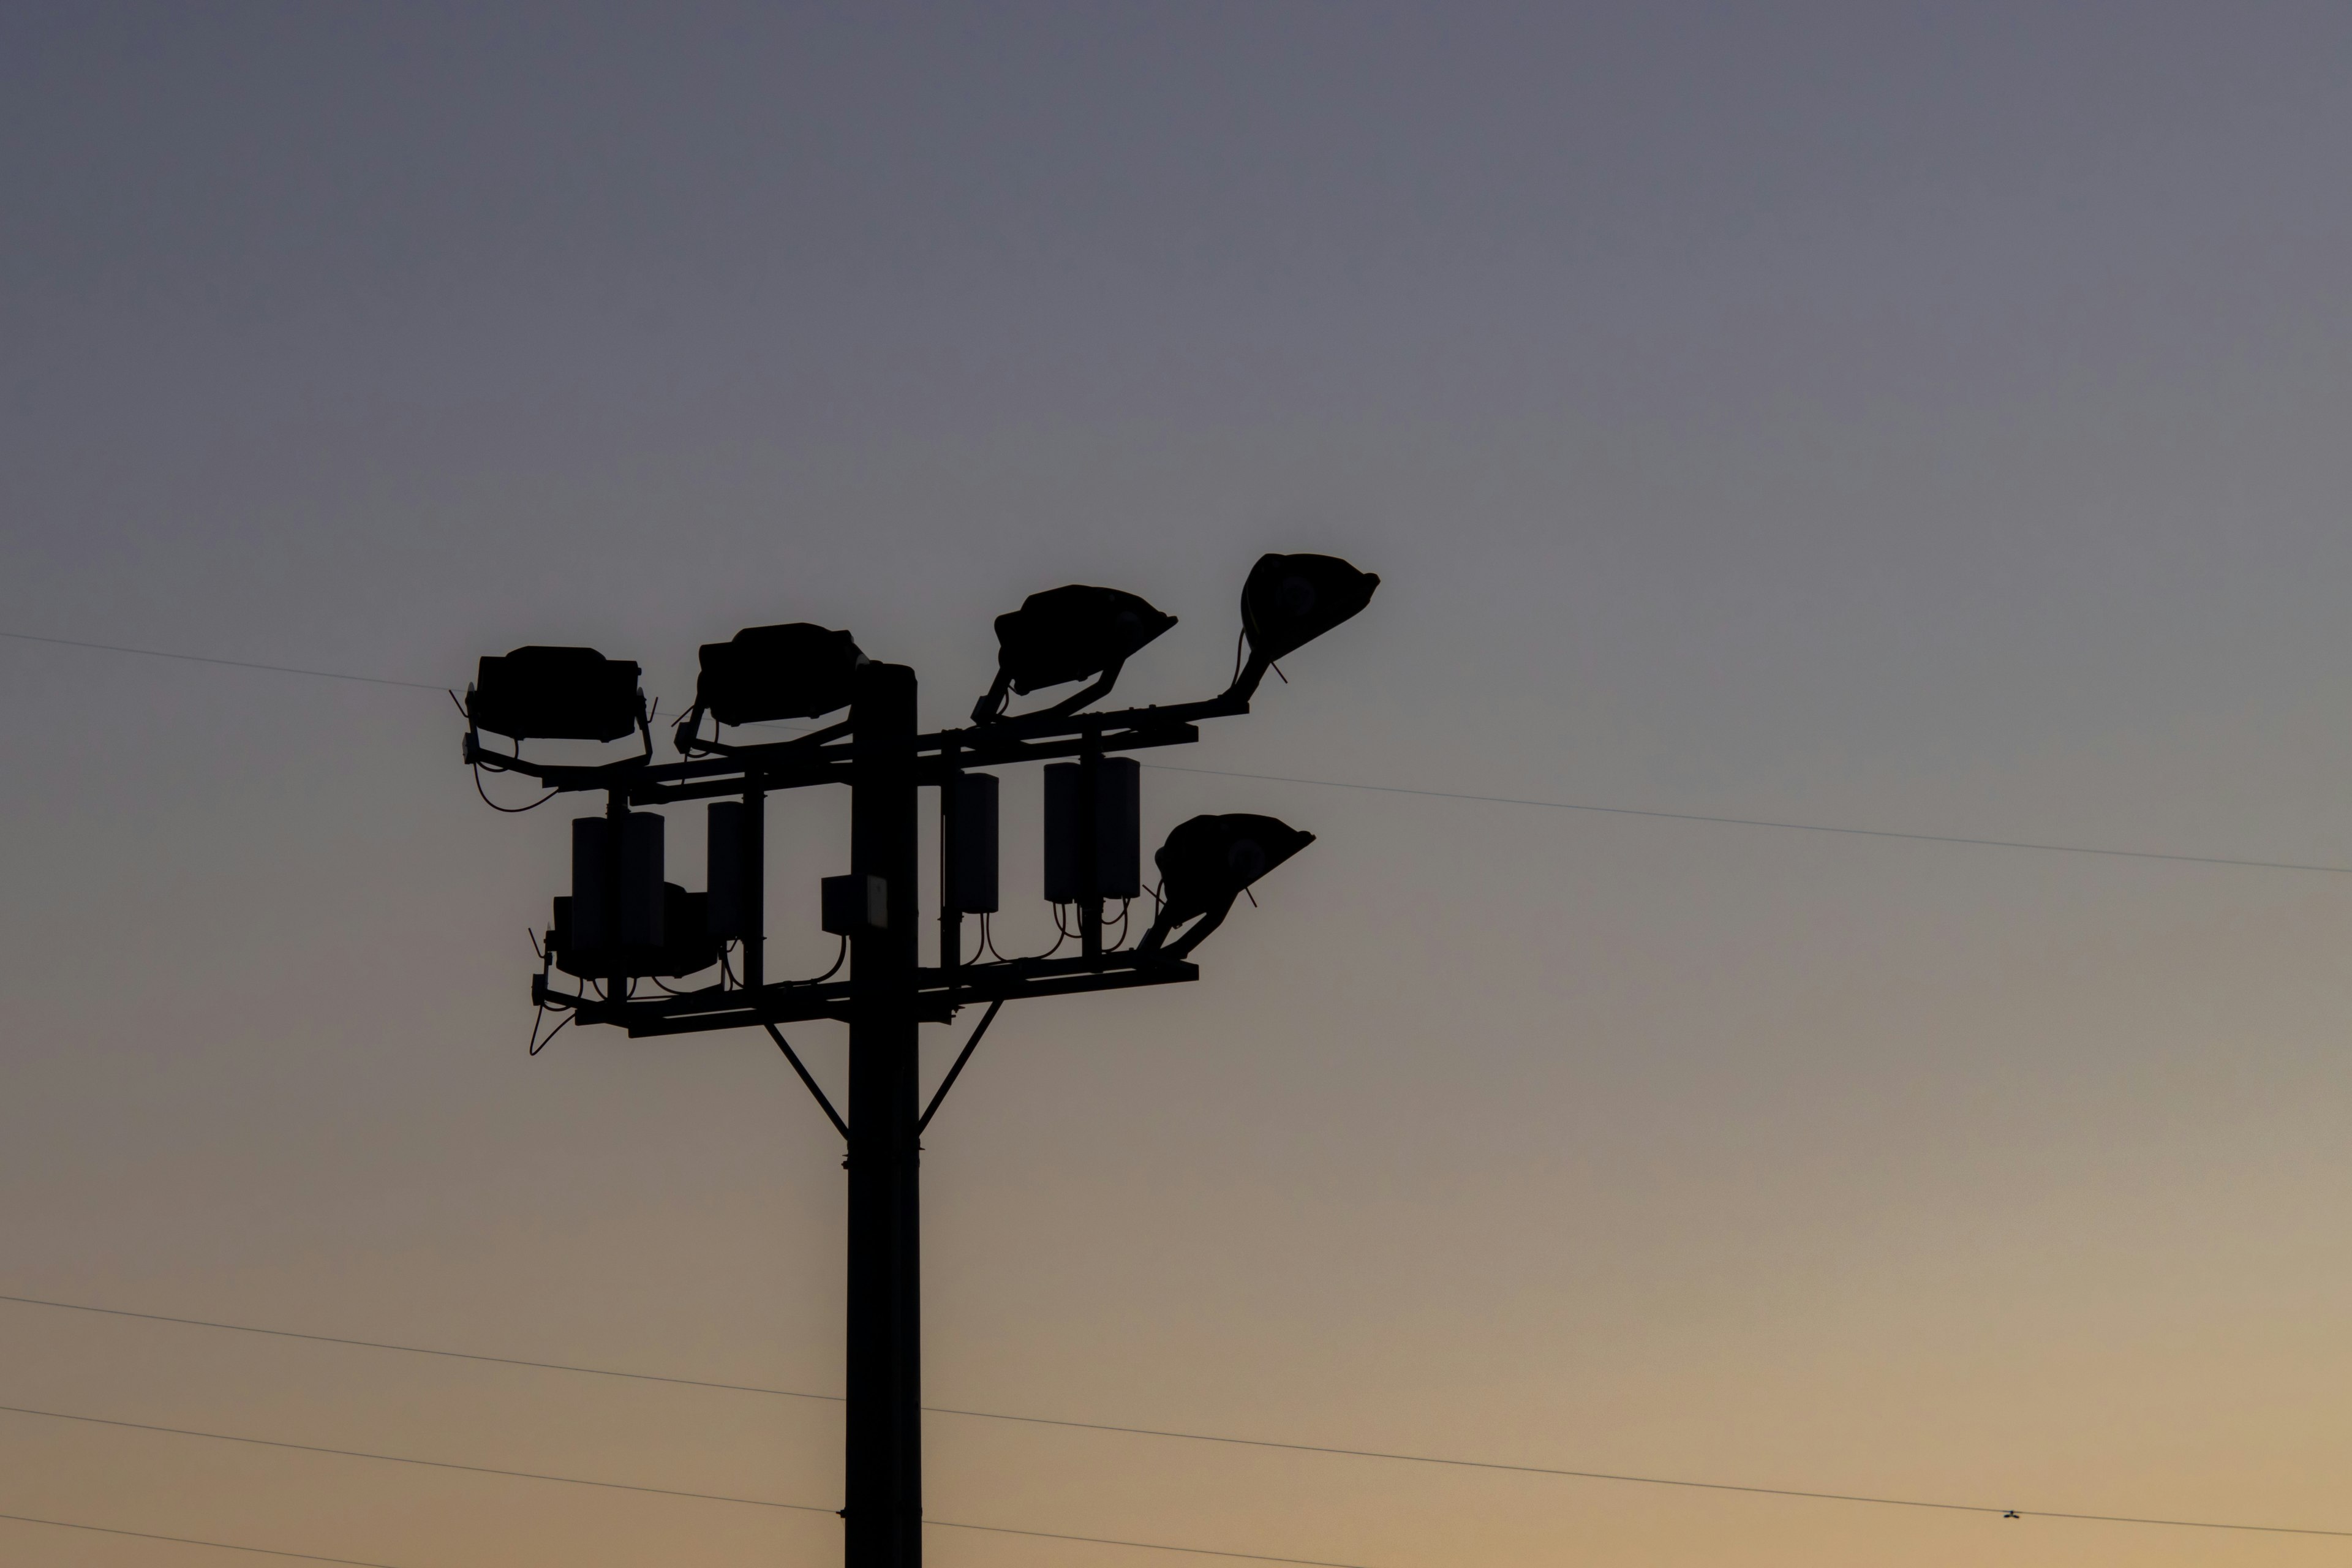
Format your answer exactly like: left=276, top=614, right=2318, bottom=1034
left=468, top=646, right=646, bottom=744
left=971, top=585, right=1177, bottom=723
left=1136, top=812, right=1314, bottom=959
left=693, top=623, right=869, bottom=727
left=1231, top=554, right=1379, bottom=697
left=549, top=883, right=720, bottom=981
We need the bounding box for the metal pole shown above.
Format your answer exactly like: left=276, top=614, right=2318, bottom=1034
left=938, top=743, right=960, bottom=989
left=1077, top=728, right=1101, bottom=961
left=845, top=662, right=922, bottom=1567
left=741, top=786, right=766, bottom=990
left=605, top=788, right=629, bottom=1006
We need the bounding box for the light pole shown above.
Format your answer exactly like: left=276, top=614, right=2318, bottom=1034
left=844, top=660, right=922, bottom=1562
left=460, top=553, right=1378, bottom=1567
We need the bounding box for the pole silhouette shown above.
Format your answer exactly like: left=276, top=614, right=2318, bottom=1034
left=845, top=663, right=922, bottom=1564
left=459, top=554, right=1378, bottom=1567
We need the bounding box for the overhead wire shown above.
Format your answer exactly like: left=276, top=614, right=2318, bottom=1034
left=10, top=624, right=2351, bottom=876
left=1141, top=763, right=2352, bottom=876
left=916, top=1408, right=2352, bottom=1540
left=4, top=1415, right=1400, bottom=1568
left=0, top=1508, right=1407, bottom=1568
left=12, top=637, right=2352, bottom=1546
left=929, top=1518, right=1385, bottom=1566
left=0, top=1290, right=837, bottom=1403
left=2, top=1392, right=1415, bottom=1568
left=0, top=1509, right=410, bottom=1568
left=0, top=1400, right=836, bottom=1517
left=2, top=1291, right=2345, bottom=1542
left=0, top=1496, right=1396, bottom=1568
left=0, top=628, right=448, bottom=691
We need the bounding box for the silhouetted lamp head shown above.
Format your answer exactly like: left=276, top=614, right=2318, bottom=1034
left=1138, top=812, right=1314, bottom=960
left=468, top=646, right=645, bottom=744
left=693, top=623, right=869, bottom=726
left=972, top=584, right=1177, bottom=722
left=1233, top=553, right=1379, bottom=696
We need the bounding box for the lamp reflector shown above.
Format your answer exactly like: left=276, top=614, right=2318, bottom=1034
left=469, top=647, right=644, bottom=742
left=992, top=586, right=1176, bottom=695
left=1240, top=554, right=1379, bottom=665
left=1153, top=813, right=1314, bottom=924
left=550, top=884, right=718, bottom=981
left=695, top=624, right=868, bottom=726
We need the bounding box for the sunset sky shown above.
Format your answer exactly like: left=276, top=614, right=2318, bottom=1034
left=6, top=4, right=2352, bottom=1564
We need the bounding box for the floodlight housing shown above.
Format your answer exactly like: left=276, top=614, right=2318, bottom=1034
left=1137, top=812, right=1314, bottom=959
left=1233, top=553, right=1379, bottom=696
left=694, top=623, right=869, bottom=727
left=469, top=646, right=646, bottom=743
left=549, top=883, right=719, bottom=981
left=973, top=585, right=1176, bottom=722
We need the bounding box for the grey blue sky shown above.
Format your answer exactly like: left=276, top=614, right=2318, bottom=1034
left=4, top=5, right=2351, bottom=1564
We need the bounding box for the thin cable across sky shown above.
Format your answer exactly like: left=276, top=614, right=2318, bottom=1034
left=10, top=627, right=2348, bottom=1552
left=0, top=1500, right=1402, bottom=1568
left=0, top=1403, right=1408, bottom=1568
left=6, top=1290, right=2346, bottom=1542
left=9, top=627, right=2350, bottom=876
left=0, top=1509, right=412, bottom=1568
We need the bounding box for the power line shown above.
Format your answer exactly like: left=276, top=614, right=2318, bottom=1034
left=0, top=1507, right=1409, bottom=1568
left=0, top=1401, right=834, bottom=1516
left=11, top=624, right=2348, bottom=878
left=929, top=1518, right=1385, bottom=1566
left=0, top=1504, right=1393, bottom=1568
left=0, top=1403, right=1400, bottom=1568
left=0, top=1509, right=409, bottom=1567
left=1143, top=763, right=2352, bottom=876
left=927, top=1409, right=2352, bottom=1540
left=6, top=1292, right=2347, bottom=1542
left=0, top=1290, right=836, bottom=1405
left=0, top=629, right=446, bottom=692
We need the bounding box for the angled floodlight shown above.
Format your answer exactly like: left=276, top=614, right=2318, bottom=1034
left=1136, top=812, right=1314, bottom=960
left=467, top=646, right=646, bottom=745
left=1231, top=553, right=1379, bottom=698
left=677, top=623, right=868, bottom=752
left=971, top=584, right=1177, bottom=723
left=549, top=883, right=720, bottom=981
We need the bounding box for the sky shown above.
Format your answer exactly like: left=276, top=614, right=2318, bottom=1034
left=4, top=3, right=2352, bottom=1564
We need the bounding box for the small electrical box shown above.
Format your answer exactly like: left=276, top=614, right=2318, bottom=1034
left=706, top=800, right=758, bottom=940
left=944, top=772, right=1000, bottom=914
left=1043, top=756, right=1140, bottom=902
left=821, top=873, right=889, bottom=935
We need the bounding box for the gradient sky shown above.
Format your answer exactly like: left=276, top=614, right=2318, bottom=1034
left=6, top=4, right=2352, bottom=1565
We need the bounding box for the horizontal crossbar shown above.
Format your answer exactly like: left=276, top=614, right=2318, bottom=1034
left=536, top=952, right=1201, bottom=1039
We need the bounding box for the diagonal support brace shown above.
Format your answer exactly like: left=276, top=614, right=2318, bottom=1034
left=918, top=998, right=1004, bottom=1134
left=765, top=1022, right=850, bottom=1140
